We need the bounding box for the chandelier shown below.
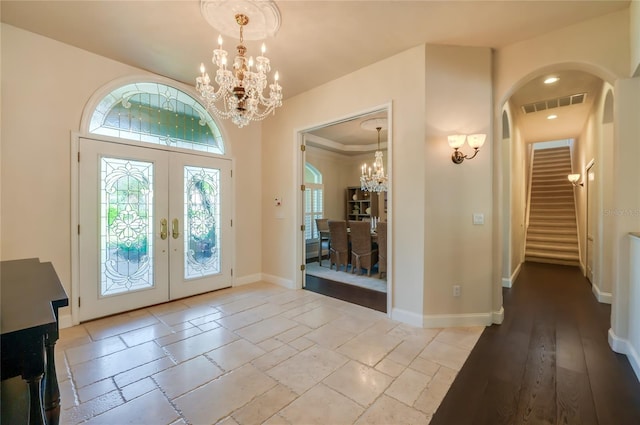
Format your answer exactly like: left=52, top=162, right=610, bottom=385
left=196, top=13, right=282, bottom=128
left=360, top=126, right=388, bottom=193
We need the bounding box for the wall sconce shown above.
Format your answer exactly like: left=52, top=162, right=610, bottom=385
left=448, top=134, right=486, bottom=164
left=568, top=173, right=583, bottom=187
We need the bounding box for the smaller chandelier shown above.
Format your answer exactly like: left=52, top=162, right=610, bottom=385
left=196, top=13, right=282, bottom=128
left=360, top=126, right=388, bottom=193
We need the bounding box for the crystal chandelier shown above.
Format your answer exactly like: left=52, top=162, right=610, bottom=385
left=360, top=126, right=388, bottom=193
left=196, top=13, right=282, bottom=128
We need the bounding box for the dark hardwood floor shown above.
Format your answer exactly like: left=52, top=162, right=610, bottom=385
left=304, top=274, right=387, bottom=313
left=430, top=262, right=640, bottom=425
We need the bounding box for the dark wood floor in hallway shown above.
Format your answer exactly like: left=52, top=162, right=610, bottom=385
left=430, top=262, right=640, bottom=425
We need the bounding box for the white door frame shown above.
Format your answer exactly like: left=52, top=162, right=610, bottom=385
left=70, top=132, right=235, bottom=325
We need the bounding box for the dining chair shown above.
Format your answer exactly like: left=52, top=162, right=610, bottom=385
left=315, top=218, right=330, bottom=266
left=328, top=220, right=349, bottom=272
left=350, top=221, right=378, bottom=276
left=376, top=221, right=387, bottom=279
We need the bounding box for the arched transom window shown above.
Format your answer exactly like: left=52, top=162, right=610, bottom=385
left=89, top=82, right=224, bottom=154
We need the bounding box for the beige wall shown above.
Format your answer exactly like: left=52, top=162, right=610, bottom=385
left=631, top=1, right=640, bottom=76
left=423, top=45, right=495, bottom=324
left=262, top=45, right=426, bottom=321
left=0, top=24, right=263, bottom=321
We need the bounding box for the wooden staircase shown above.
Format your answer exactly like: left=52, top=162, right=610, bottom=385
left=525, top=147, right=580, bottom=266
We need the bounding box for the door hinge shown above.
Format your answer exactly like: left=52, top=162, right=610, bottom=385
left=78, top=224, right=80, bottom=235
left=77, top=152, right=80, bottom=162
left=230, top=219, right=233, bottom=227
left=78, top=297, right=81, bottom=308
left=231, top=268, right=233, bottom=276
left=231, top=169, right=233, bottom=178
left=300, top=264, right=306, bottom=271
left=301, top=224, right=305, bottom=231
left=301, top=184, right=306, bottom=191
left=300, top=145, right=306, bottom=152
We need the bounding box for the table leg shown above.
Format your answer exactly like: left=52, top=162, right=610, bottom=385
left=42, top=333, right=61, bottom=425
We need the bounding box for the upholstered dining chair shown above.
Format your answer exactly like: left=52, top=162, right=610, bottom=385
left=376, top=221, right=387, bottom=279
left=350, top=221, right=378, bottom=276
left=315, top=218, right=330, bottom=266
left=328, top=220, right=349, bottom=272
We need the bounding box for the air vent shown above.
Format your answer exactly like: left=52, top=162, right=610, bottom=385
left=521, top=93, right=587, bottom=114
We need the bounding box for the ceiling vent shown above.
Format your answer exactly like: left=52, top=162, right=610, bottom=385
left=521, top=93, right=587, bottom=114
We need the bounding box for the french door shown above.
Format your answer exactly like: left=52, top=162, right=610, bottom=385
left=78, top=138, right=232, bottom=321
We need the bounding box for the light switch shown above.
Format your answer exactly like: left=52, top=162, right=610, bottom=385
left=473, top=213, right=484, bottom=225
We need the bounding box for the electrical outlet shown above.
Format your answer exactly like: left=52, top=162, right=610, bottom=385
left=453, top=285, right=461, bottom=297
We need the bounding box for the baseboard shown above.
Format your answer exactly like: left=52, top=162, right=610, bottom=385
left=423, top=312, right=493, bottom=328
left=391, top=307, right=423, bottom=328
left=261, top=273, right=296, bottom=290
left=592, top=282, right=613, bottom=304
left=492, top=307, right=505, bottom=325
left=59, top=313, right=73, bottom=329
left=502, top=262, right=522, bottom=288
left=608, top=328, right=640, bottom=382
left=234, top=273, right=262, bottom=286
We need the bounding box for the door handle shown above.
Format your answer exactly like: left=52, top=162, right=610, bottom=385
left=160, top=218, right=168, bottom=240
left=172, top=218, right=180, bottom=239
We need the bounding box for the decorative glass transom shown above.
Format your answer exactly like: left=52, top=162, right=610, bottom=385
left=100, top=157, right=155, bottom=296
left=184, top=166, right=221, bottom=279
left=90, top=82, right=225, bottom=154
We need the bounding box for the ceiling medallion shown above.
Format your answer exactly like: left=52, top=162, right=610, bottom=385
left=200, top=0, right=281, bottom=40
left=197, top=1, right=283, bottom=128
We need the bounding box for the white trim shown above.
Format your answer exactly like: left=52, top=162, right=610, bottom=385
left=58, top=313, right=73, bottom=330
left=608, top=328, right=640, bottom=382
left=233, top=273, right=263, bottom=286
left=423, top=312, right=494, bottom=328
left=391, top=307, right=424, bottom=328
left=70, top=132, right=81, bottom=325
left=502, top=262, right=522, bottom=288
left=492, top=307, right=505, bottom=325
left=261, top=273, right=296, bottom=290
left=592, top=282, right=613, bottom=304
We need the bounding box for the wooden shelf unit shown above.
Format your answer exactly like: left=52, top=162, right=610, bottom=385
left=346, top=186, right=378, bottom=221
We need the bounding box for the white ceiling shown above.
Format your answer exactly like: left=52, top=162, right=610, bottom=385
left=1, top=0, right=628, bottom=149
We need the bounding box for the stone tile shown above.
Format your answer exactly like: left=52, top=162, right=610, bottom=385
left=218, top=416, right=241, bottom=425
left=72, top=342, right=166, bottom=387
left=251, top=344, right=298, bottom=371
left=207, top=339, right=266, bottom=371
left=231, top=384, right=296, bottom=425
left=273, top=325, right=312, bottom=343
left=83, top=311, right=159, bottom=341
left=76, top=378, right=117, bottom=403
left=59, top=376, right=79, bottom=409
left=287, top=336, right=315, bottom=351
left=337, top=332, right=403, bottom=367
left=153, top=355, right=223, bottom=399
left=323, top=360, right=394, bottom=407
left=119, top=322, right=174, bottom=347
left=235, top=316, right=298, bottom=343
left=385, top=336, right=430, bottom=366
left=291, top=306, right=341, bottom=328
left=375, top=358, right=406, bottom=378
left=196, top=320, right=221, bottom=332
left=216, top=296, right=267, bottom=315
left=163, top=326, right=238, bottom=363
left=355, top=394, right=430, bottom=425
left=174, top=364, right=277, bottom=425
left=113, top=356, right=175, bottom=388
left=120, top=377, right=157, bottom=401
left=420, top=340, right=471, bottom=371
left=278, top=384, right=363, bottom=425
left=267, top=346, right=348, bottom=395
left=60, top=390, right=123, bottom=425
left=58, top=325, right=92, bottom=351
left=304, top=323, right=356, bottom=349
left=155, top=326, right=203, bottom=347
left=159, top=304, right=221, bottom=326
left=386, top=323, right=441, bottom=342
left=146, top=300, right=190, bottom=317
left=262, top=413, right=292, bottom=425
left=434, top=326, right=485, bottom=350
left=409, top=356, right=441, bottom=377
left=65, top=336, right=127, bottom=366
left=413, top=366, right=457, bottom=415
left=329, top=313, right=377, bottom=334
left=385, top=367, right=431, bottom=407
left=257, top=338, right=284, bottom=352
left=83, top=389, right=179, bottom=424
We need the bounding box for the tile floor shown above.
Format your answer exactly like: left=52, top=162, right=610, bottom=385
left=55, top=282, right=484, bottom=424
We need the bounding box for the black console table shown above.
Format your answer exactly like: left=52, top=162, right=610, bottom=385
left=1, top=258, right=69, bottom=425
